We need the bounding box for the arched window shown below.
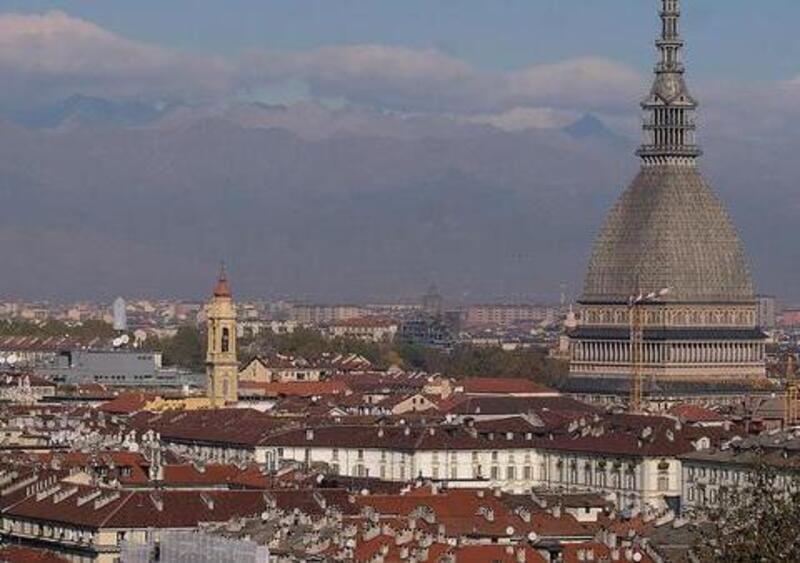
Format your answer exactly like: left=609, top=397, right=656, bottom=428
left=221, top=327, right=230, bottom=353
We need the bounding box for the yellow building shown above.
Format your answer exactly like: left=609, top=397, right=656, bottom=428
left=205, top=267, right=238, bottom=406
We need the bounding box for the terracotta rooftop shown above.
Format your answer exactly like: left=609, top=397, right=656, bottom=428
left=459, top=377, right=555, bottom=395
left=0, top=546, right=69, bottom=563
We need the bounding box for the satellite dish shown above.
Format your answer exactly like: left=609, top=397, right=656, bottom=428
left=120, top=334, right=130, bottom=345
left=528, top=531, right=539, bottom=542
left=112, top=337, right=122, bottom=348
left=0, top=357, right=6, bottom=365
left=633, top=553, right=643, bottom=562
left=7, top=354, right=17, bottom=366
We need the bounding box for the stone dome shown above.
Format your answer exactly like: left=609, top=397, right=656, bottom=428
left=582, top=165, right=754, bottom=304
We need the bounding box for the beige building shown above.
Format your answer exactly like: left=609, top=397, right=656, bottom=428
left=238, top=355, right=323, bottom=383
left=322, top=317, right=398, bottom=343
left=205, top=269, right=238, bottom=407
left=464, top=304, right=549, bottom=328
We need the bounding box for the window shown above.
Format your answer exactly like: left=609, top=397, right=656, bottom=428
left=357, top=449, right=364, bottom=460
left=221, top=327, right=230, bottom=353
left=658, top=474, right=669, bottom=492
left=523, top=466, right=532, bottom=480
left=332, top=449, right=339, bottom=461
left=491, top=466, right=500, bottom=480
left=506, top=466, right=516, bottom=480
left=450, top=465, right=458, bottom=480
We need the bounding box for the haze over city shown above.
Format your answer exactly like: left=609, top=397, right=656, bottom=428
left=0, top=1, right=798, bottom=301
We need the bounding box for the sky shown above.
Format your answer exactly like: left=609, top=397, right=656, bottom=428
left=1, top=0, right=798, bottom=132
left=0, top=0, right=797, bottom=81
left=0, top=1, right=799, bottom=300
left=1, top=1, right=799, bottom=98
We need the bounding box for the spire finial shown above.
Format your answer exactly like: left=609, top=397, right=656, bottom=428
left=637, top=0, right=702, bottom=165
left=213, top=262, right=231, bottom=298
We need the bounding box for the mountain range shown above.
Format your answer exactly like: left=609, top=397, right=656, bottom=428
left=0, top=96, right=794, bottom=303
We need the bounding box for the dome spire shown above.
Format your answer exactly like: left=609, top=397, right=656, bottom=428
left=637, top=0, right=702, bottom=165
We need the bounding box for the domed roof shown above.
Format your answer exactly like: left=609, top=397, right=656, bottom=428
left=582, top=166, right=754, bottom=304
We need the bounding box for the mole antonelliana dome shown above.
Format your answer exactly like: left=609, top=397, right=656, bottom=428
left=582, top=166, right=754, bottom=304
left=581, top=0, right=754, bottom=305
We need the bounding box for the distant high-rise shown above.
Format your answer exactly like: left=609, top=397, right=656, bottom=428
left=757, top=295, right=777, bottom=330
left=567, top=0, right=767, bottom=401
left=206, top=267, right=238, bottom=407
left=421, top=283, right=444, bottom=317
left=112, top=297, right=127, bottom=332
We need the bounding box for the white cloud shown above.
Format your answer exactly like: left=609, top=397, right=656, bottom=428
left=507, top=57, right=642, bottom=111
left=6, top=8, right=795, bottom=142
left=0, top=11, right=646, bottom=117
left=0, top=11, right=233, bottom=103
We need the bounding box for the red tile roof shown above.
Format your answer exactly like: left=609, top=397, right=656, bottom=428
left=562, top=541, right=654, bottom=563
left=98, top=392, right=158, bottom=414
left=5, top=487, right=270, bottom=529
left=238, top=380, right=349, bottom=398
left=667, top=403, right=725, bottom=423
left=447, top=544, right=547, bottom=563
left=0, top=546, right=69, bottom=563
left=460, top=377, right=555, bottom=395
left=129, top=408, right=291, bottom=447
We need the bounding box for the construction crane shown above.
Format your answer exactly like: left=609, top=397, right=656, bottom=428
left=628, top=287, right=671, bottom=413
left=784, top=353, right=798, bottom=427
left=629, top=299, right=645, bottom=413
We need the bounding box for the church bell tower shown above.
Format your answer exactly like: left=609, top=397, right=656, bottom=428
left=206, top=266, right=238, bottom=406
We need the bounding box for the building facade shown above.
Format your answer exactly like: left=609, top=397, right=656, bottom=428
left=206, top=269, right=238, bottom=407
left=567, top=0, right=767, bottom=402
left=260, top=419, right=699, bottom=513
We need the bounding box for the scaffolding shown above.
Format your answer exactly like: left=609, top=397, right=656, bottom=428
left=119, top=531, right=269, bottom=563
left=785, top=354, right=798, bottom=427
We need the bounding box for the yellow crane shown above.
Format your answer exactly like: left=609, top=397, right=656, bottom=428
left=629, top=287, right=671, bottom=413
left=629, top=301, right=645, bottom=413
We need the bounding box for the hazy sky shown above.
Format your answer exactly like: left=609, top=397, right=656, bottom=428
left=0, top=1, right=798, bottom=300
left=0, top=1, right=795, bottom=78
left=2, top=1, right=799, bottom=82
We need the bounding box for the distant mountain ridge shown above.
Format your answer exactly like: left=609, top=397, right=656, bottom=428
left=0, top=96, right=791, bottom=301
left=563, top=114, right=627, bottom=144
left=11, top=95, right=174, bottom=129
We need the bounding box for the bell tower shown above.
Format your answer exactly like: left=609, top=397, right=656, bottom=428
left=205, top=265, right=238, bottom=406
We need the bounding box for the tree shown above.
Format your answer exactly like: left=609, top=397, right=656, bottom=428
left=160, top=325, right=205, bottom=371
left=693, top=463, right=800, bottom=561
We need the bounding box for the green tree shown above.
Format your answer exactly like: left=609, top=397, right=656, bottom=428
left=160, top=325, right=205, bottom=371
left=693, top=463, right=800, bottom=561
